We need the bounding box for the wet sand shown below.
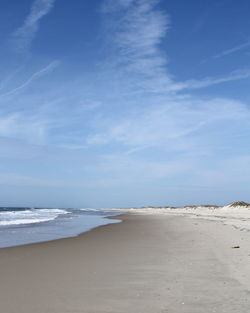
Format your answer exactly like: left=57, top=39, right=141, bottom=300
left=0, top=214, right=250, bottom=313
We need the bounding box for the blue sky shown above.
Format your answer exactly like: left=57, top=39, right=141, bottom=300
left=0, top=0, right=250, bottom=208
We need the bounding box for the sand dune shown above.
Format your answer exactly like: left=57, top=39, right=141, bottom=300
left=113, top=201, right=250, bottom=231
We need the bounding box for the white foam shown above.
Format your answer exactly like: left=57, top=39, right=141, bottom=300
left=0, top=208, right=70, bottom=227
left=0, top=217, right=57, bottom=226
left=38, top=208, right=70, bottom=214
left=80, top=208, right=100, bottom=212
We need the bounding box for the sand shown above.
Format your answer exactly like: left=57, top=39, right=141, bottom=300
left=0, top=214, right=250, bottom=313
left=117, top=203, right=250, bottom=231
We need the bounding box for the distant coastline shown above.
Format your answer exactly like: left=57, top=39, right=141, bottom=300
left=112, top=201, right=250, bottom=231
left=114, top=201, right=250, bottom=210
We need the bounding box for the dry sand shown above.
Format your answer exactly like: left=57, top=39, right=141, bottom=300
left=0, top=214, right=250, bottom=313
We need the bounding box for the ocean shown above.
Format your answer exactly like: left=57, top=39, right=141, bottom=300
left=0, top=207, right=121, bottom=248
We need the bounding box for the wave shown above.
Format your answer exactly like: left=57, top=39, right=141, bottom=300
left=80, top=208, right=100, bottom=212
left=0, top=208, right=70, bottom=227
left=0, top=217, right=57, bottom=226
left=80, top=208, right=113, bottom=212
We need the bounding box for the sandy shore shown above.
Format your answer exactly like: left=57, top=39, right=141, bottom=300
left=0, top=214, right=250, bottom=313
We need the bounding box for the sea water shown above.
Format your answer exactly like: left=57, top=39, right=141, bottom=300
left=0, top=207, right=121, bottom=248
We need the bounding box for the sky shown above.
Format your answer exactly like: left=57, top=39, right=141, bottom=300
left=0, top=0, right=250, bottom=208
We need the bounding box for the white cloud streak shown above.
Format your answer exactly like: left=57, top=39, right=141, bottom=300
left=11, top=0, right=55, bottom=52
left=0, top=60, right=60, bottom=98
left=174, top=69, right=250, bottom=91
left=85, top=0, right=250, bottom=162
left=87, top=97, right=250, bottom=152
left=102, top=0, right=135, bottom=12
left=213, top=40, right=250, bottom=59
left=0, top=112, right=50, bottom=144
left=103, top=0, right=250, bottom=94
left=103, top=0, right=175, bottom=93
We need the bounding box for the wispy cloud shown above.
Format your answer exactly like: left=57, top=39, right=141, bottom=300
left=103, top=0, right=175, bottom=93
left=102, top=0, right=135, bottom=12
left=0, top=112, right=51, bottom=144
left=103, top=0, right=250, bottom=94
left=0, top=60, right=60, bottom=98
left=11, top=0, right=55, bottom=53
left=213, top=40, right=250, bottom=59
left=86, top=0, right=250, bottom=159
left=87, top=97, right=250, bottom=152
left=175, top=69, right=250, bottom=91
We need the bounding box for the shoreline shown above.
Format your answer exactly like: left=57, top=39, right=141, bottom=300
left=0, top=213, right=127, bottom=251
left=0, top=212, right=124, bottom=249
left=1, top=213, right=250, bottom=312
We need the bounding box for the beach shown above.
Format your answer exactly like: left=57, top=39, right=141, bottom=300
left=0, top=213, right=250, bottom=313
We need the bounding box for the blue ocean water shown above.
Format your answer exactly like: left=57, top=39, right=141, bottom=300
left=0, top=207, right=122, bottom=248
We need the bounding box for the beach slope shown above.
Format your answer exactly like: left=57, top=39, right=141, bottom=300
left=0, top=214, right=250, bottom=313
